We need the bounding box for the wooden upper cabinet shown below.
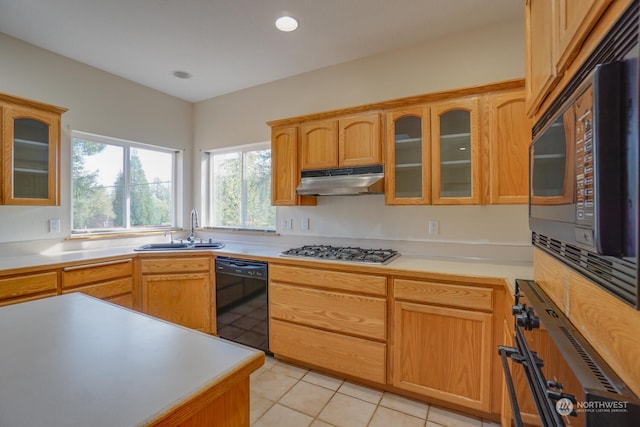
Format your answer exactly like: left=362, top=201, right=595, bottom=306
left=1, top=94, right=66, bottom=205
left=339, top=112, right=382, bottom=167
left=385, top=106, right=430, bottom=205
left=431, top=97, right=481, bottom=205
left=486, top=89, right=533, bottom=204
left=271, top=125, right=316, bottom=206
left=525, top=0, right=614, bottom=117
left=269, top=79, right=526, bottom=207
left=301, top=119, right=339, bottom=170
left=301, top=113, right=382, bottom=170
left=525, top=0, right=557, bottom=116
left=555, top=0, right=613, bottom=71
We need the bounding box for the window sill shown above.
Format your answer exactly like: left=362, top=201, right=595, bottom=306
left=201, top=227, right=277, bottom=236
left=66, top=229, right=182, bottom=241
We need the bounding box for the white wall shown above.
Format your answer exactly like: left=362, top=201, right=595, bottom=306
left=194, top=18, right=532, bottom=261
left=0, top=33, right=193, bottom=244
left=0, top=17, right=531, bottom=261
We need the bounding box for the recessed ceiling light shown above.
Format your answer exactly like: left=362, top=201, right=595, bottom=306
left=173, top=70, right=192, bottom=79
left=275, top=16, right=298, bottom=32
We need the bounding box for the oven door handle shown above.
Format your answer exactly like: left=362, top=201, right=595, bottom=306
left=498, top=345, right=525, bottom=427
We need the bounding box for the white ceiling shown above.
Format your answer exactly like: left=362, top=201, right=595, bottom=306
left=0, top=0, right=523, bottom=103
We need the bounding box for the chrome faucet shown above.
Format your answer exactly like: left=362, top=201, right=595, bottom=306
left=188, top=208, right=199, bottom=243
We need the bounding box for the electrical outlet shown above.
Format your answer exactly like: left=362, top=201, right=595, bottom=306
left=49, top=218, right=61, bottom=233
left=428, top=219, right=439, bottom=235
left=281, top=218, right=292, bottom=230
left=301, top=217, right=310, bottom=230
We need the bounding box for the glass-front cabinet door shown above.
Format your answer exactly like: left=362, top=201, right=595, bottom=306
left=2, top=105, right=60, bottom=205
left=430, top=97, right=481, bottom=204
left=385, top=106, right=430, bottom=204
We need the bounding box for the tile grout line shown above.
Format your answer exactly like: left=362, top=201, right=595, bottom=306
left=253, top=358, right=492, bottom=427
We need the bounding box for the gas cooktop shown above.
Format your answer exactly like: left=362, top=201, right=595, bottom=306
left=280, top=245, right=400, bottom=265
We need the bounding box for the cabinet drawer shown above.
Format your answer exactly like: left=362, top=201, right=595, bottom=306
left=62, top=277, right=133, bottom=300
left=106, top=293, right=134, bottom=309
left=0, top=271, right=58, bottom=300
left=140, top=257, right=210, bottom=274
left=270, top=319, right=386, bottom=384
left=394, top=279, right=493, bottom=311
left=270, top=283, right=386, bottom=340
left=62, top=258, right=133, bottom=289
left=270, top=264, right=387, bottom=296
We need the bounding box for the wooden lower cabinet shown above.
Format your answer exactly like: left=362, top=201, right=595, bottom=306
left=62, top=258, right=135, bottom=309
left=269, top=263, right=387, bottom=384
left=270, top=319, right=386, bottom=384
left=0, top=270, right=58, bottom=306
left=391, top=278, right=494, bottom=413
left=140, top=256, right=213, bottom=334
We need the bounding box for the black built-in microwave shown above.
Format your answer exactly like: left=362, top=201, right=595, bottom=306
left=529, top=0, right=639, bottom=309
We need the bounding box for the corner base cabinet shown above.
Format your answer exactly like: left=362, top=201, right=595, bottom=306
left=140, top=256, right=214, bottom=333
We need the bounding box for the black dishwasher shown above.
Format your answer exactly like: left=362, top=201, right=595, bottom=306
left=214, top=256, right=269, bottom=354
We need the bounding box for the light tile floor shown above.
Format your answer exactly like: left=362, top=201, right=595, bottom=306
left=251, top=356, right=501, bottom=427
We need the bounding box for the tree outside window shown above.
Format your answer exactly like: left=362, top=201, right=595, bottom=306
left=208, top=144, right=275, bottom=231
left=72, top=132, right=178, bottom=234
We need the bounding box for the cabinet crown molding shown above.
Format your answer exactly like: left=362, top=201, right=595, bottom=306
left=266, top=78, right=524, bottom=127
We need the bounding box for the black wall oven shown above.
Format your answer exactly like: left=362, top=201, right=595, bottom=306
left=529, top=0, right=640, bottom=309
left=499, top=280, right=640, bottom=427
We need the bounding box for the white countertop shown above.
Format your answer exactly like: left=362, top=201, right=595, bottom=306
left=0, top=293, right=263, bottom=427
left=0, top=240, right=533, bottom=292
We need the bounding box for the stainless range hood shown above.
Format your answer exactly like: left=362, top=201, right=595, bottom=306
left=296, top=165, right=384, bottom=196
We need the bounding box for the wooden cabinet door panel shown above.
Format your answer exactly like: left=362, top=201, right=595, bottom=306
left=270, top=319, right=386, bottom=384
left=384, top=106, right=431, bottom=205
left=339, top=113, right=381, bottom=166
left=301, top=120, right=338, bottom=170
left=486, top=90, right=532, bottom=204
left=555, top=0, right=612, bottom=71
left=392, top=301, right=493, bottom=412
left=271, top=125, right=299, bottom=206
left=2, top=105, right=61, bottom=205
left=430, top=97, right=481, bottom=204
left=525, top=0, right=557, bottom=116
left=142, top=273, right=211, bottom=333
left=270, top=282, right=386, bottom=340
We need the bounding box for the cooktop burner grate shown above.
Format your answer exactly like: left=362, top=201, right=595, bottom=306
left=280, top=245, right=400, bottom=264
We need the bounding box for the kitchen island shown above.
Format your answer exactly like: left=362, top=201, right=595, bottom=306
left=0, top=293, right=264, bottom=427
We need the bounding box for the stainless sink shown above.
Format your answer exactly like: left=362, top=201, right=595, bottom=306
left=134, top=242, right=225, bottom=251
left=191, top=242, right=225, bottom=249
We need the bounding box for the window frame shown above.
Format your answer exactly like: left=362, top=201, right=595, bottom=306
left=204, top=141, right=275, bottom=232
left=70, top=130, right=183, bottom=236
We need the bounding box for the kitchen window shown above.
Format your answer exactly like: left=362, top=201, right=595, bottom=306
left=71, top=131, right=181, bottom=235
left=204, top=142, right=275, bottom=231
